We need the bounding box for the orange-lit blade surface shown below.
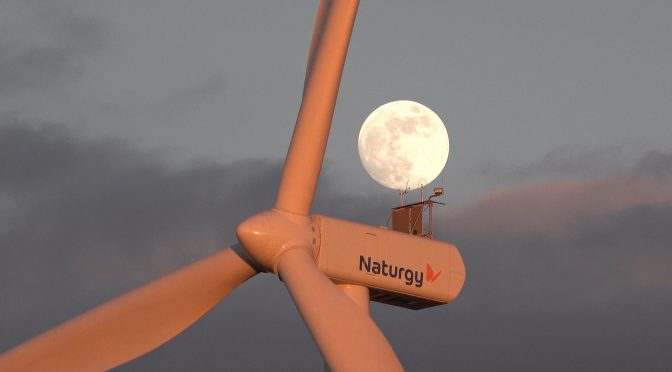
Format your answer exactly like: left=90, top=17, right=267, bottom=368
left=277, top=248, right=403, bottom=372
left=275, top=0, right=359, bottom=215
left=304, top=0, right=330, bottom=89
left=0, top=247, right=257, bottom=372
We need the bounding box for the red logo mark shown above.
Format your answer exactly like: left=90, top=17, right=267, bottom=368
left=426, top=263, right=442, bottom=283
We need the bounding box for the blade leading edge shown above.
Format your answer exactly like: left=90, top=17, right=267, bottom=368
left=277, top=248, right=403, bottom=372
left=275, top=0, right=359, bottom=215
left=0, top=246, right=257, bottom=372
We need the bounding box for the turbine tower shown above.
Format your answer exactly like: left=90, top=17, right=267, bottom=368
left=0, top=1, right=465, bottom=370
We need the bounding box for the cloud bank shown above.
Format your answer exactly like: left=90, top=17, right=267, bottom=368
left=1, top=120, right=671, bottom=370
left=431, top=148, right=672, bottom=371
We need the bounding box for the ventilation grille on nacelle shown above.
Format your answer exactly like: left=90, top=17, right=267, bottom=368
left=369, top=288, right=442, bottom=310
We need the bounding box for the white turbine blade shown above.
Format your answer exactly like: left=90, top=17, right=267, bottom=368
left=277, top=248, right=403, bottom=372
left=303, top=0, right=329, bottom=89
left=275, top=0, right=359, bottom=215
left=0, top=247, right=257, bottom=372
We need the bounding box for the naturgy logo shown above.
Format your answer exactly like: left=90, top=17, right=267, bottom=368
left=359, top=256, right=443, bottom=288
left=426, top=263, right=442, bottom=283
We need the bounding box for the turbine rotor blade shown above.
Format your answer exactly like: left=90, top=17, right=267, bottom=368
left=0, top=246, right=257, bottom=372
left=304, top=0, right=330, bottom=90
left=275, top=0, right=359, bottom=215
left=277, top=248, right=403, bottom=372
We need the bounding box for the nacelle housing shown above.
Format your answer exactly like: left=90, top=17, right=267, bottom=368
left=313, top=215, right=465, bottom=310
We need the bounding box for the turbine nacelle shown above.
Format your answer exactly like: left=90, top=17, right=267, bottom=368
left=238, top=210, right=466, bottom=309
left=313, top=215, right=465, bottom=309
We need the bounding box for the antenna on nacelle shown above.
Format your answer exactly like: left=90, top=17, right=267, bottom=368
left=418, top=178, right=427, bottom=202
left=398, top=180, right=410, bottom=206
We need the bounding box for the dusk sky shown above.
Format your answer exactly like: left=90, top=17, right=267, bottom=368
left=1, top=0, right=671, bottom=370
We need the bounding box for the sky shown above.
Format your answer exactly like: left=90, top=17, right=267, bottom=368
left=1, top=0, right=671, bottom=370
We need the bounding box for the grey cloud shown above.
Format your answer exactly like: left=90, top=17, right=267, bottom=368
left=117, top=75, right=228, bottom=118
left=0, top=120, right=284, bottom=363
left=0, top=0, right=105, bottom=95
left=430, top=151, right=672, bottom=370
left=2, top=0, right=672, bottom=369
left=482, top=144, right=630, bottom=182
left=2, top=120, right=672, bottom=370
left=632, top=150, right=672, bottom=179
left=0, top=120, right=386, bottom=370
left=448, top=150, right=672, bottom=291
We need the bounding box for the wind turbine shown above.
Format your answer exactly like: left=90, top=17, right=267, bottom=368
left=0, top=1, right=465, bottom=370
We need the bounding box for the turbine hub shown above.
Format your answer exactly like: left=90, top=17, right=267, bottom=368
left=236, top=209, right=320, bottom=274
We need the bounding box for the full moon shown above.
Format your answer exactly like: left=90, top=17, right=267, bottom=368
left=358, top=100, right=449, bottom=190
